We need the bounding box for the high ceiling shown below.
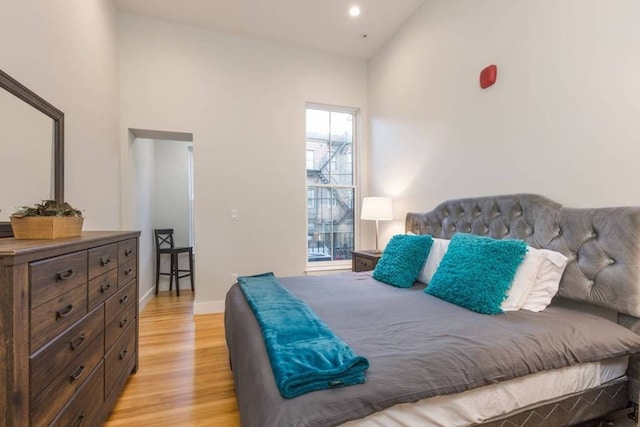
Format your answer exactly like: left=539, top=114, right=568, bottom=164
left=114, top=0, right=425, bottom=59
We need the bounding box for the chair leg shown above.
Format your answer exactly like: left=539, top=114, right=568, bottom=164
left=189, top=249, right=195, bottom=292
left=169, top=254, right=175, bottom=293
left=155, top=252, right=160, bottom=295
left=175, top=253, right=180, bottom=297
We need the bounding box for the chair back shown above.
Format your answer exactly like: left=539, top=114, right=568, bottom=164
left=154, top=229, right=175, bottom=250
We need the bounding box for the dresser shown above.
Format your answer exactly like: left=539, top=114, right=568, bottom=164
left=0, top=231, right=140, bottom=426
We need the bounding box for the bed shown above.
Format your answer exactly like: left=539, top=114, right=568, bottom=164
left=225, top=194, right=640, bottom=426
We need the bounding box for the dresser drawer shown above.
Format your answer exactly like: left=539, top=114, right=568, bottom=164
left=118, top=239, right=137, bottom=264
left=88, top=243, right=118, bottom=280
left=30, top=307, right=104, bottom=400
left=105, top=300, right=136, bottom=353
left=30, top=333, right=104, bottom=426
left=105, top=322, right=136, bottom=394
left=88, top=268, right=118, bottom=310
left=105, top=281, right=135, bottom=326
left=30, top=285, right=88, bottom=352
left=118, top=259, right=137, bottom=288
left=105, top=353, right=136, bottom=408
left=30, top=251, right=87, bottom=309
left=49, top=361, right=104, bottom=427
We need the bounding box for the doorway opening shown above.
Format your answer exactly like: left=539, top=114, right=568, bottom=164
left=128, top=128, right=195, bottom=304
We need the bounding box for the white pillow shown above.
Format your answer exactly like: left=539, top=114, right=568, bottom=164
left=501, top=248, right=546, bottom=311
left=521, top=248, right=569, bottom=312
left=418, top=238, right=450, bottom=284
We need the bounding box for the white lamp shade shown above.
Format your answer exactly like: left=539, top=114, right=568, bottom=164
left=361, top=197, right=393, bottom=220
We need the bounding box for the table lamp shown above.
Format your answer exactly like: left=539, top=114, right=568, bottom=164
left=361, top=197, right=393, bottom=253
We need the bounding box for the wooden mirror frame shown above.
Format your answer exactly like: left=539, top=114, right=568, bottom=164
left=0, top=69, right=64, bottom=237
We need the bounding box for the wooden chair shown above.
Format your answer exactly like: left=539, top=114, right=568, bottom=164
left=154, top=229, right=194, bottom=296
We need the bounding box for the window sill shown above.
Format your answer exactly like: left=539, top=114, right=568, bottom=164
left=305, top=262, right=352, bottom=275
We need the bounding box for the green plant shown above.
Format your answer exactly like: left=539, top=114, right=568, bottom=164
left=12, top=200, right=82, bottom=218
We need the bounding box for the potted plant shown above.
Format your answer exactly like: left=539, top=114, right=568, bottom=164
left=10, top=200, right=83, bottom=239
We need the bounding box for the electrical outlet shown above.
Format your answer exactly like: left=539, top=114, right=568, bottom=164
left=232, top=273, right=239, bottom=284
left=230, top=210, right=239, bottom=221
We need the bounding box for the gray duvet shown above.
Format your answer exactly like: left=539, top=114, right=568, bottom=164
left=224, top=272, right=640, bottom=427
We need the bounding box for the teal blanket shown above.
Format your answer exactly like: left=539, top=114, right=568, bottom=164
left=238, top=272, right=369, bottom=398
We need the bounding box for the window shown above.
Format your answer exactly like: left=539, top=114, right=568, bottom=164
left=306, top=105, right=358, bottom=264
left=306, top=150, right=315, bottom=170
left=307, top=188, right=315, bottom=208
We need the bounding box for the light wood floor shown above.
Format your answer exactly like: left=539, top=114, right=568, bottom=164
left=104, top=291, right=240, bottom=427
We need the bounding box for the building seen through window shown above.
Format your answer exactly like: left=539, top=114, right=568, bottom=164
left=306, top=106, right=357, bottom=263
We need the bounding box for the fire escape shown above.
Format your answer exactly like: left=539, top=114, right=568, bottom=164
left=313, top=140, right=353, bottom=225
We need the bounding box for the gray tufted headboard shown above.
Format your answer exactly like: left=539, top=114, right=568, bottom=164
left=405, top=194, right=640, bottom=318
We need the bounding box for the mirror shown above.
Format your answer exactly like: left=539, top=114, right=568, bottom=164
left=0, top=69, right=64, bottom=237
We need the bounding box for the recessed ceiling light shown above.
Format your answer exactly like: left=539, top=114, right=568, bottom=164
left=349, top=6, right=361, bottom=17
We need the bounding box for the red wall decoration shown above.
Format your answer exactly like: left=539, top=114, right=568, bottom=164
left=480, top=64, right=497, bottom=89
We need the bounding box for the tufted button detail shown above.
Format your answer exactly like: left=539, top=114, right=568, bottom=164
left=557, top=228, right=563, bottom=236
left=587, top=279, right=595, bottom=286
left=452, top=225, right=457, bottom=231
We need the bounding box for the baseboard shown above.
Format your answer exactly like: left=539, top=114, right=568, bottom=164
left=139, top=286, right=155, bottom=312
left=193, top=299, right=225, bottom=315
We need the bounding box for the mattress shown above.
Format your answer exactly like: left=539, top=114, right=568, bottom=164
left=225, top=272, right=640, bottom=427
left=342, top=356, right=628, bottom=426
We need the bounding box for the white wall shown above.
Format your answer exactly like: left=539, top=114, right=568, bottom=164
left=368, top=0, right=640, bottom=243
left=118, top=13, right=368, bottom=312
left=0, top=0, right=120, bottom=229
left=129, top=137, right=155, bottom=306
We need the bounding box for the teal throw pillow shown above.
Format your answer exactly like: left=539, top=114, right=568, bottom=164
left=425, top=233, right=527, bottom=314
left=373, top=234, right=434, bottom=288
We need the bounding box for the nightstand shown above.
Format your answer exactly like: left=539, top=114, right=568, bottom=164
left=352, top=250, right=382, bottom=272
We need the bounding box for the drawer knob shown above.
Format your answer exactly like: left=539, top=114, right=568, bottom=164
left=70, top=364, right=85, bottom=381
left=100, top=283, right=111, bottom=293
left=124, top=268, right=133, bottom=276
left=124, top=249, right=133, bottom=257
left=56, top=269, right=75, bottom=281
left=120, top=295, right=129, bottom=305
left=100, top=256, right=112, bottom=266
left=119, top=347, right=128, bottom=360
left=56, top=304, right=74, bottom=319
left=70, top=332, right=86, bottom=350
left=71, top=410, right=85, bottom=427
left=120, top=316, right=128, bottom=328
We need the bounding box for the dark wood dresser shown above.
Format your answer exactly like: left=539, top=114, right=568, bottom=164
left=0, top=231, right=140, bottom=426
